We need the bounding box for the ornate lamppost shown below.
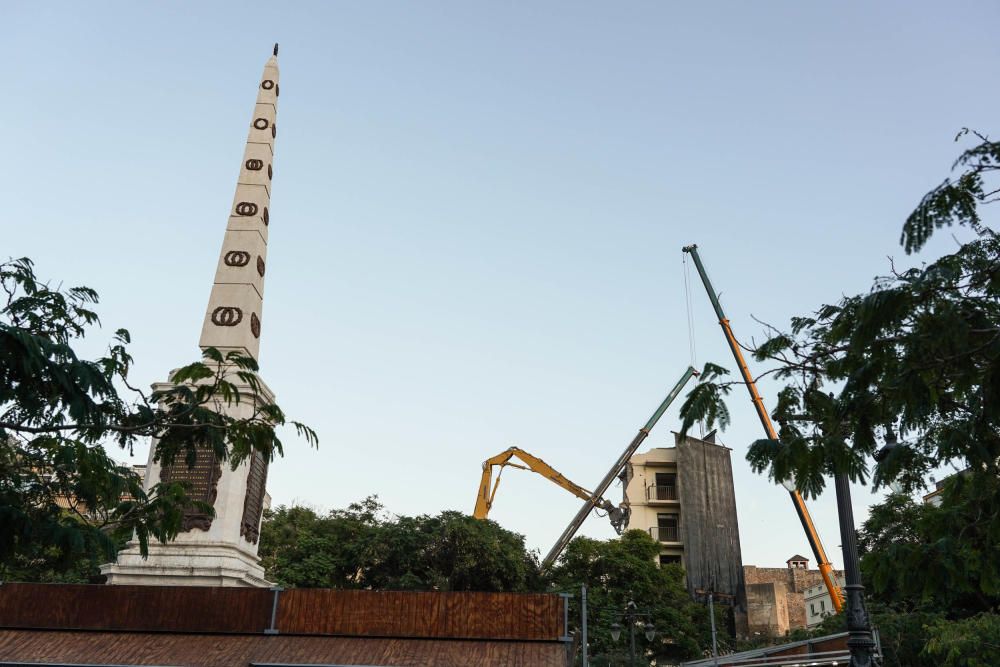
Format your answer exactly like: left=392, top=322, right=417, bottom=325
left=607, top=599, right=655, bottom=666
left=780, top=473, right=879, bottom=667
left=833, top=472, right=879, bottom=666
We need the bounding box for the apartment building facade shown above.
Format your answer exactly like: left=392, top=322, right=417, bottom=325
left=804, top=574, right=846, bottom=628
left=623, top=432, right=746, bottom=616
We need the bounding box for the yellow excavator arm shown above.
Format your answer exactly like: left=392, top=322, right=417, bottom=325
left=474, top=447, right=608, bottom=520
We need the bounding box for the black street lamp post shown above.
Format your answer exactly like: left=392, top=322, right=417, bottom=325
left=782, top=467, right=880, bottom=667
left=833, top=471, right=879, bottom=667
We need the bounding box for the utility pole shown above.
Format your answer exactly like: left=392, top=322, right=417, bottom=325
left=708, top=591, right=718, bottom=666
left=695, top=587, right=732, bottom=667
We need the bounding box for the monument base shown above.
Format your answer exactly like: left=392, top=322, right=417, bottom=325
left=101, top=540, right=272, bottom=588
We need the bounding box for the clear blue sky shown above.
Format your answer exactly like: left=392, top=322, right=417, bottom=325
left=5, top=2, right=998, bottom=569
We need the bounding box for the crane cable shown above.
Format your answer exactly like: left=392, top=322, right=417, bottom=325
left=682, top=253, right=704, bottom=437
left=685, top=253, right=714, bottom=595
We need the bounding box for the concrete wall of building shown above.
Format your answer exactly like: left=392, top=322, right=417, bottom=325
left=676, top=434, right=745, bottom=606
left=746, top=583, right=789, bottom=636
left=743, top=563, right=845, bottom=633
left=743, top=565, right=829, bottom=592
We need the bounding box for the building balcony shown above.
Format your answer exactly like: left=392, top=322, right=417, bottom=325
left=646, top=484, right=678, bottom=502
left=648, top=526, right=680, bottom=543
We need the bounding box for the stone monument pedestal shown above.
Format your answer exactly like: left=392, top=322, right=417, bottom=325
left=103, top=541, right=270, bottom=588
left=102, top=375, right=276, bottom=589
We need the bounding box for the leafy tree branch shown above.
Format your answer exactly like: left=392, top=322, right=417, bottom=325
left=0, top=257, right=317, bottom=574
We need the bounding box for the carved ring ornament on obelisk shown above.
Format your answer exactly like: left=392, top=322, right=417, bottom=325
left=224, top=250, right=251, bottom=267
left=235, top=202, right=259, bottom=216
left=211, top=307, right=243, bottom=327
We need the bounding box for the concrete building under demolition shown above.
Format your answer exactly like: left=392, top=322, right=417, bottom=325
left=623, top=432, right=747, bottom=617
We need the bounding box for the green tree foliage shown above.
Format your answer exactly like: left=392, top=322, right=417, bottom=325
left=258, top=497, right=542, bottom=592
left=855, top=490, right=1000, bottom=666
left=870, top=606, right=946, bottom=667
left=924, top=612, right=1000, bottom=667
left=0, top=258, right=316, bottom=581
left=0, top=536, right=125, bottom=584
left=547, top=530, right=716, bottom=664
left=859, top=489, right=1000, bottom=615
left=678, top=130, right=1000, bottom=663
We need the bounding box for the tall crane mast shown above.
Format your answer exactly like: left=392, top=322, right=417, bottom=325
left=541, top=366, right=698, bottom=570
left=682, top=244, right=844, bottom=612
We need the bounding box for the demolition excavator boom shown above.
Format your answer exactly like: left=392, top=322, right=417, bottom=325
left=474, top=447, right=616, bottom=520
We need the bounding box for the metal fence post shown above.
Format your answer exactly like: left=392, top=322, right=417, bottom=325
left=559, top=592, right=573, bottom=642
left=264, top=586, right=283, bottom=635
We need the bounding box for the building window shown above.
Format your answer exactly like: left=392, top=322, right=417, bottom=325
left=652, top=472, right=677, bottom=500
left=810, top=603, right=816, bottom=615
left=654, top=514, right=679, bottom=542
left=820, top=600, right=826, bottom=612
left=659, top=554, right=682, bottom=566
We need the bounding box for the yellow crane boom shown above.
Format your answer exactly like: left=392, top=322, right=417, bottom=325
left=474, top=446, right=619, bottom=524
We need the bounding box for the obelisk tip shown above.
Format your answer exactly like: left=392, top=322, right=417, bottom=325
left=273, top=43, right=279, bottom=57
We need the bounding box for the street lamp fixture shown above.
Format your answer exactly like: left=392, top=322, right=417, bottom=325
left=873, top=433, right=899, bottom=463
left=606, top=599, right=654, bottom=666
left=779, top=473, right=797, bottom=493
left=875, top=436, right=906, bottom=494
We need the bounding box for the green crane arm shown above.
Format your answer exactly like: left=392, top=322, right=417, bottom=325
left=541, top=366, right=698, bottom=570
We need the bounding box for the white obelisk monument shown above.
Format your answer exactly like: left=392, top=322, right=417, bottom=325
left=103, top=46, right=281, bottom=587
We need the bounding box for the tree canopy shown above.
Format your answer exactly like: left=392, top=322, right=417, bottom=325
left=259, top=497, right=542, bottom=592
left=547, top=529, right=717, bottom=664
left=0, top=257, right=316, bottom=581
